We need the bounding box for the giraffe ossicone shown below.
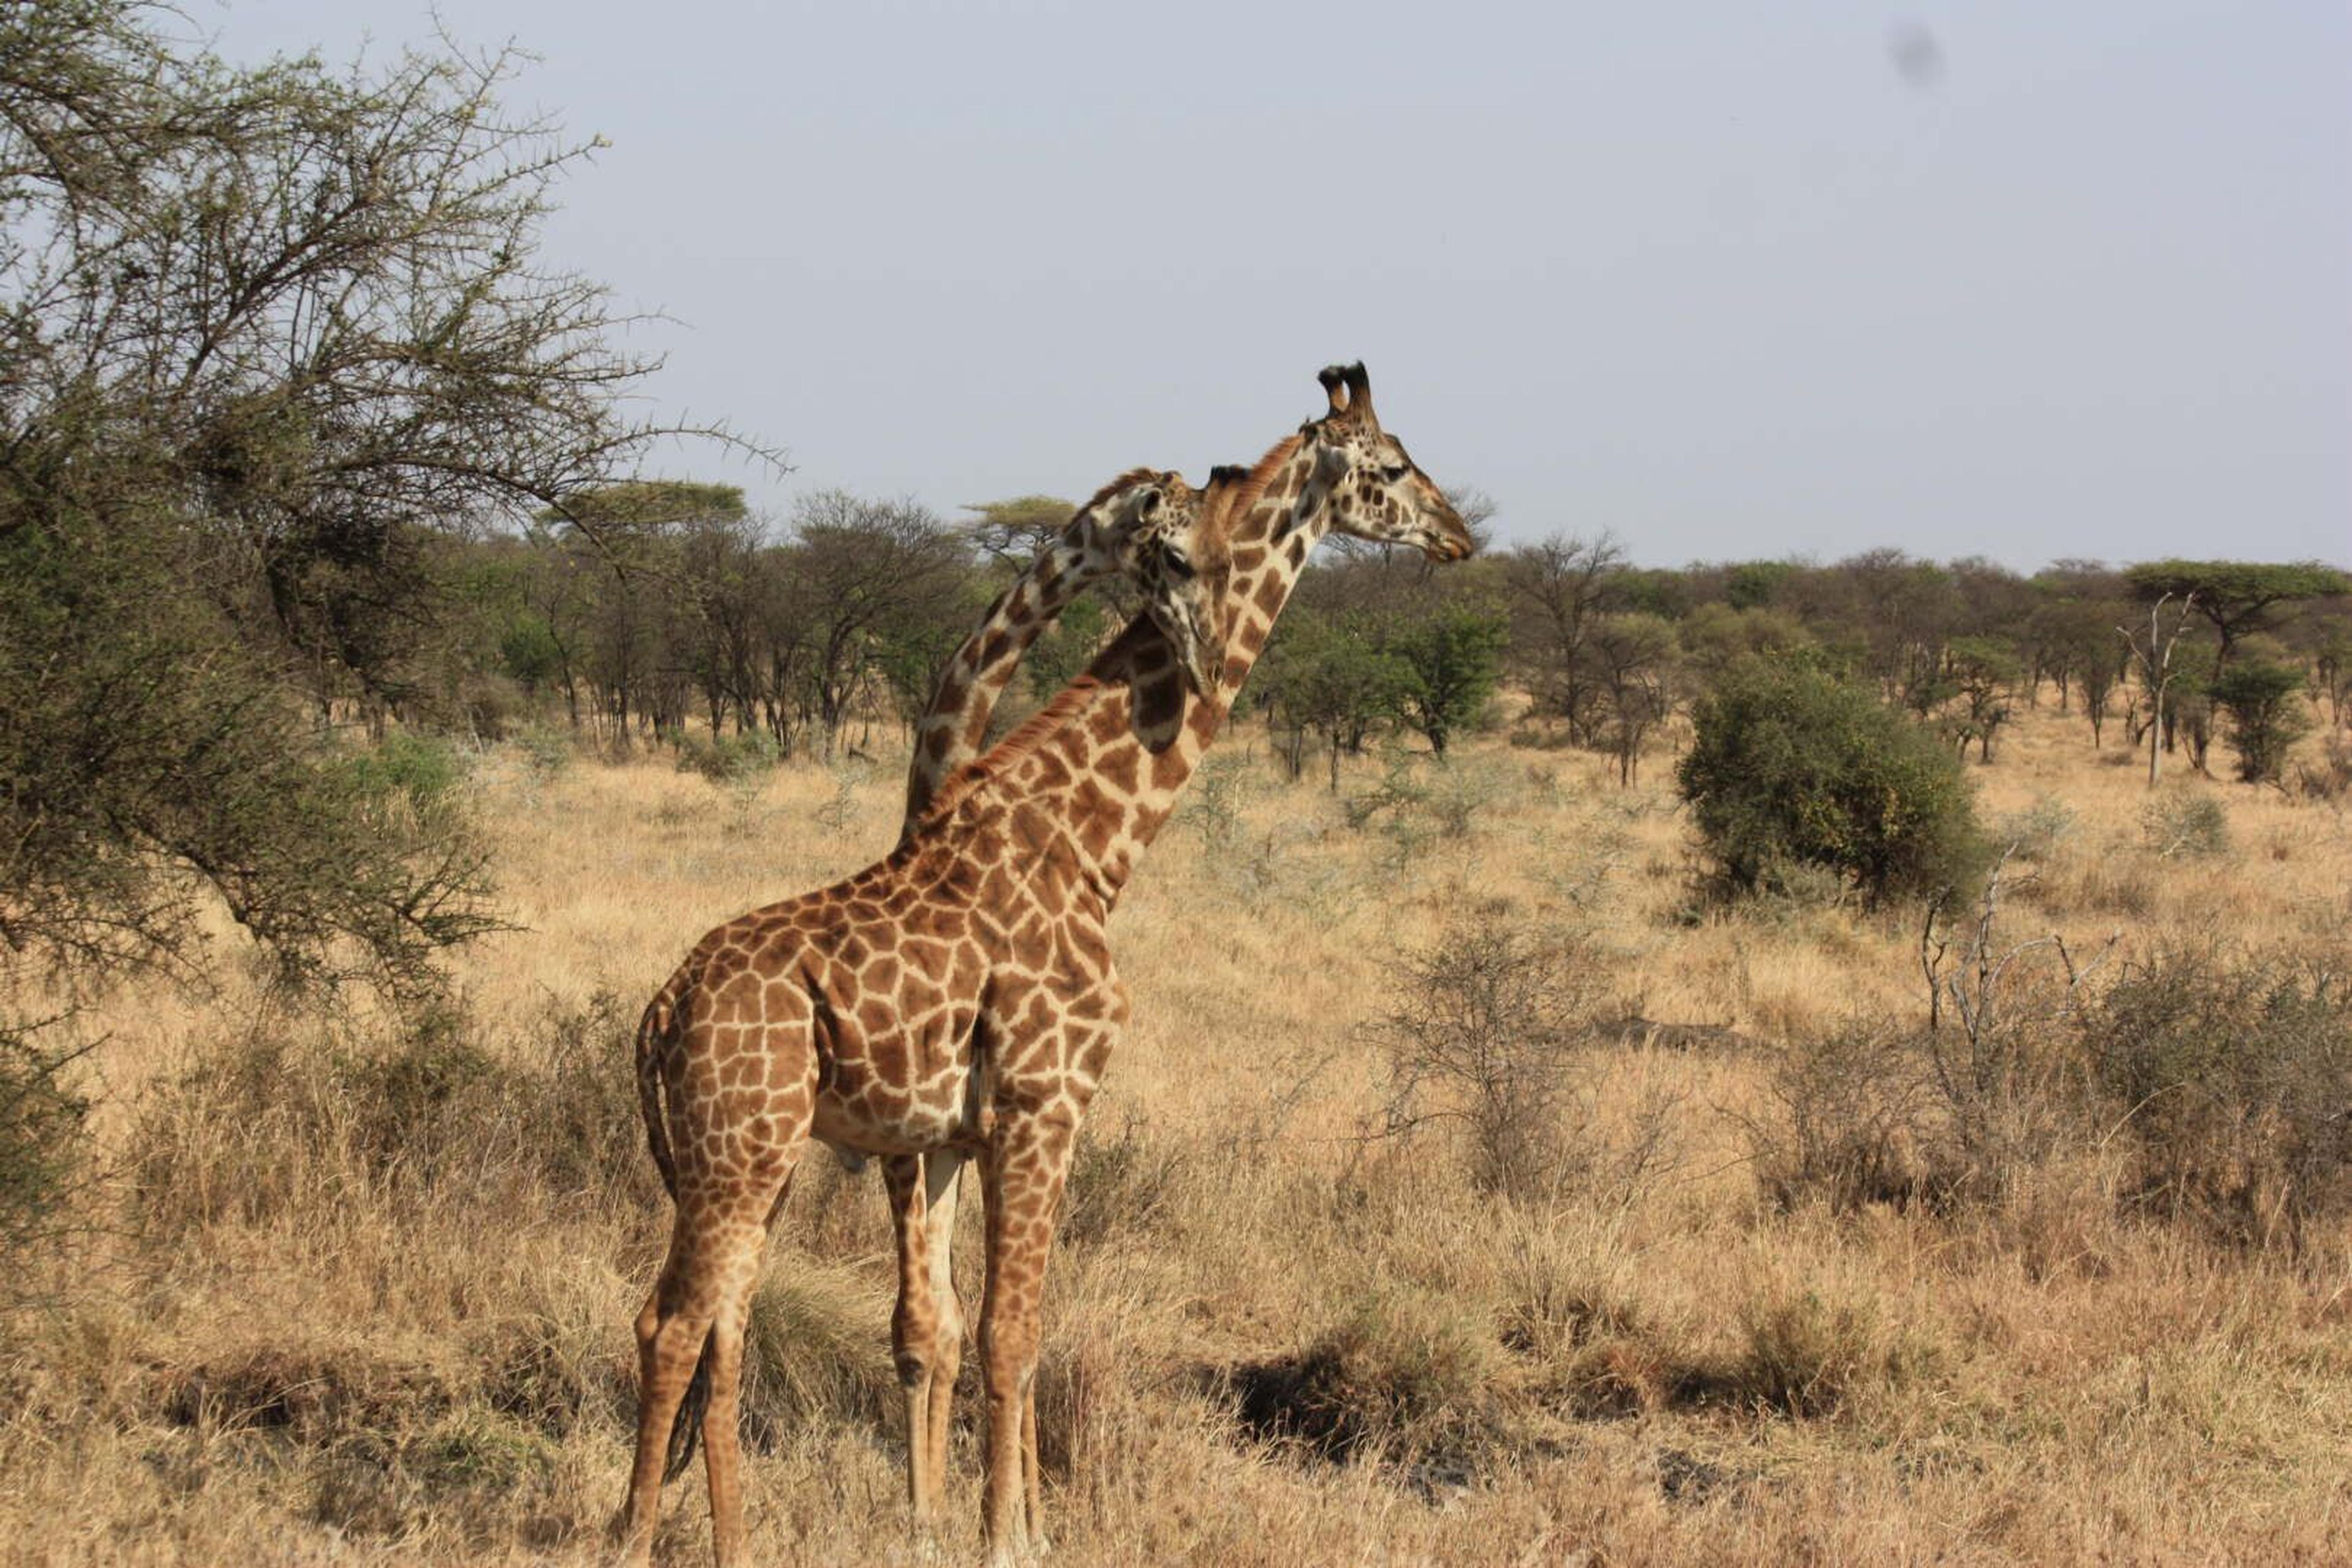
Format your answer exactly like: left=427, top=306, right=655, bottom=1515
left=611, top=363, right=1474, bottom=1568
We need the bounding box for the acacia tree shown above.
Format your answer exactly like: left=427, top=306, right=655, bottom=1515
left=2125, top=561, right=2351, bottom=669
left=0, top=7, right=761, bottom=993
left=1945, top=636, right=2022, bottom=763
left=1503, top=531, right=1626, bottom=742
left=1586, top=611, right=1681, bottom=785
left=2211, top=657, right=2312, bottom=785
left=786, top=491, right=971, bottom=758
left=1254, top=612, right=1414, bottom=790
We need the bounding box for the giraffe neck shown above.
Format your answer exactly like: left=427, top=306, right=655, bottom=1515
left=903, top=531, right=1096, bottom=824
left=971, top=435, right=1325, bottom=902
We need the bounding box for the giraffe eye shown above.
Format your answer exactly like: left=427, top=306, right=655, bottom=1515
left=1381, top=464, right=1410, bottom=483
left=1164, top=549, right=1193, bottom=577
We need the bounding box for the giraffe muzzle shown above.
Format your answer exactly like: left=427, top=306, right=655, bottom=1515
left=1172, top=616, right=1223, bottom=695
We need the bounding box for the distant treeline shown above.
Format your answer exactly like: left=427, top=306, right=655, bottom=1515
left=377, top=483, right=2350, bottom=792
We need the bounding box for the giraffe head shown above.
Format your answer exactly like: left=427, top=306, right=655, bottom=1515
left=1300, top=363, right=1476, bottom=562
left=1072, top=470, right=1227, bottom=695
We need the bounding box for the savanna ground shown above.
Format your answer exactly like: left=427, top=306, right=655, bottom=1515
left=6, top=705, right=2349, bottom=1567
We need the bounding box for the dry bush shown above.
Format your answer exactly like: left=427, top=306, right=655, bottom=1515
left=130, top=989, right=655, bottom=1240
left=1059, top=1112, right=1186, bottom=1249
left=1369, top=921, right=1675, bottom=1205
left=738, top=1266, right=900, bottom=1448
left=303, top=1408, right=567, bottom=1548
left=1710, top=1282, right=1941, bottom=1420
left=152, top=1342, right=572, bottom=1548
left=2030, top=850, right=2157, bottom=918
left=2086, top=944, right=2352, bottom=1250
left=1747, top=1023, right=1945, bottom=1214
left=0, top=1016, right=91, bottom=1305
left=1993, top=795, right=2079, bottom=862
left=1223, top=1279, right=1503, bottom=1466
left=2294, top=731, right=2352, bottom=802
left=1746, top=864, right=2102, bottom=1216
left=1498, top=1222, right=1687, bottom=1420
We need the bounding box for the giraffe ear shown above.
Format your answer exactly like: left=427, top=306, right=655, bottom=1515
left=1127, top=484, right=1163, bottom=522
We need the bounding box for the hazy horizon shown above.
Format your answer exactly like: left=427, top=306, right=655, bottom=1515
left=205, top=1, right=2348, bottom=571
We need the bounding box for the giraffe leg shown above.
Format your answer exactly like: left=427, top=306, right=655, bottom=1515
left=1022, top=1381, right=1049, bottom=1556
left=920, top=1150, right=968, bottom=1513
left=978, top=1117, right=1077, bottom=1564
left=883, top=1155, right=942, bottom=1523
left=610, top=1228, right=719, bottom=1566
left=702, top=1191, right=790, bottom=1568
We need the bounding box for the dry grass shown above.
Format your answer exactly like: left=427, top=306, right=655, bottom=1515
left=5, top=707, right=2350, bottom=1565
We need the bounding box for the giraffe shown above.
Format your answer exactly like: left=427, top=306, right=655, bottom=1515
left=877, top=464, right=1217, bottom=1528
left=613, top=364, right=1472, bottom=1567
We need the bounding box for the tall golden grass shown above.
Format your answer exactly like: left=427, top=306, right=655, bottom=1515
left=4, top=705, right=2347, bottom=1565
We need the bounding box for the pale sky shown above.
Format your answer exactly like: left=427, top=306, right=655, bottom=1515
left=206, top=1, right=2348, bottom=569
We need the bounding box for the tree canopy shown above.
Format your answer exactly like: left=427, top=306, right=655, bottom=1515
left=2124, top=561, right=2351, bottom=657
left=0, top=4, right=758, bottom=993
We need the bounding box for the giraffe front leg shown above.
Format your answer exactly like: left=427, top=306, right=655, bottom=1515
left=883, top=1155, right=942, bottom=1524
left=920, top=1150, right=970, bottom=1513
left=978, top=1114, right=1078, bottom=1564
left=1022, top=1381, right=1049, bottom=1556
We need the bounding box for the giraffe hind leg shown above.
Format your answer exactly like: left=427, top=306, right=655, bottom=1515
left=616, top=1150, right=809, bottom=1565
left=701, top=1208, right=786, bottom=1568
left=611, top=1240, right=720, bottom=1566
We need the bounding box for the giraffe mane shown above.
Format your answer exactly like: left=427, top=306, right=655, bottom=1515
left=1210, top=431, right=1301, bottom=529
left=1071, top=465, right=1167, bottom=519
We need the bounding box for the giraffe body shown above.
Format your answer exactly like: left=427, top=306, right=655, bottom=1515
left=613, top=365, right=1471, bottom=1566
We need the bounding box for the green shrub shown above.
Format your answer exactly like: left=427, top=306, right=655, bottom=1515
left=676, top=728, right=780, bottom=790
left=346, top=731, right=468, bottom=818
left=513, top=724, right=574, bottom=779
left=1677, top=658, right=1986, bottom=908
left=2141, top=790, right=2229, bottom=859
left=1994, top=795, right=2078, bottom=861
left=2210, top=658, right=2312, bottom=783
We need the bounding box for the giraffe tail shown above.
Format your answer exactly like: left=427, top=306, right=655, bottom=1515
left=663, top=1338, right=715, bottom=1483
left=635, top=988, right=681, bottom=1200
left=638, top=977, right=712, bottom=1482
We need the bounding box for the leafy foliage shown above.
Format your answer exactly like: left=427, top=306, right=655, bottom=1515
left=1677, top=658, right=1986, bottom=908
left=1386, top=605, right=1508, bottom=757
left=0, top=4, right=737, bottom=993
left=2209, top=657, right=2312, bottom=783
